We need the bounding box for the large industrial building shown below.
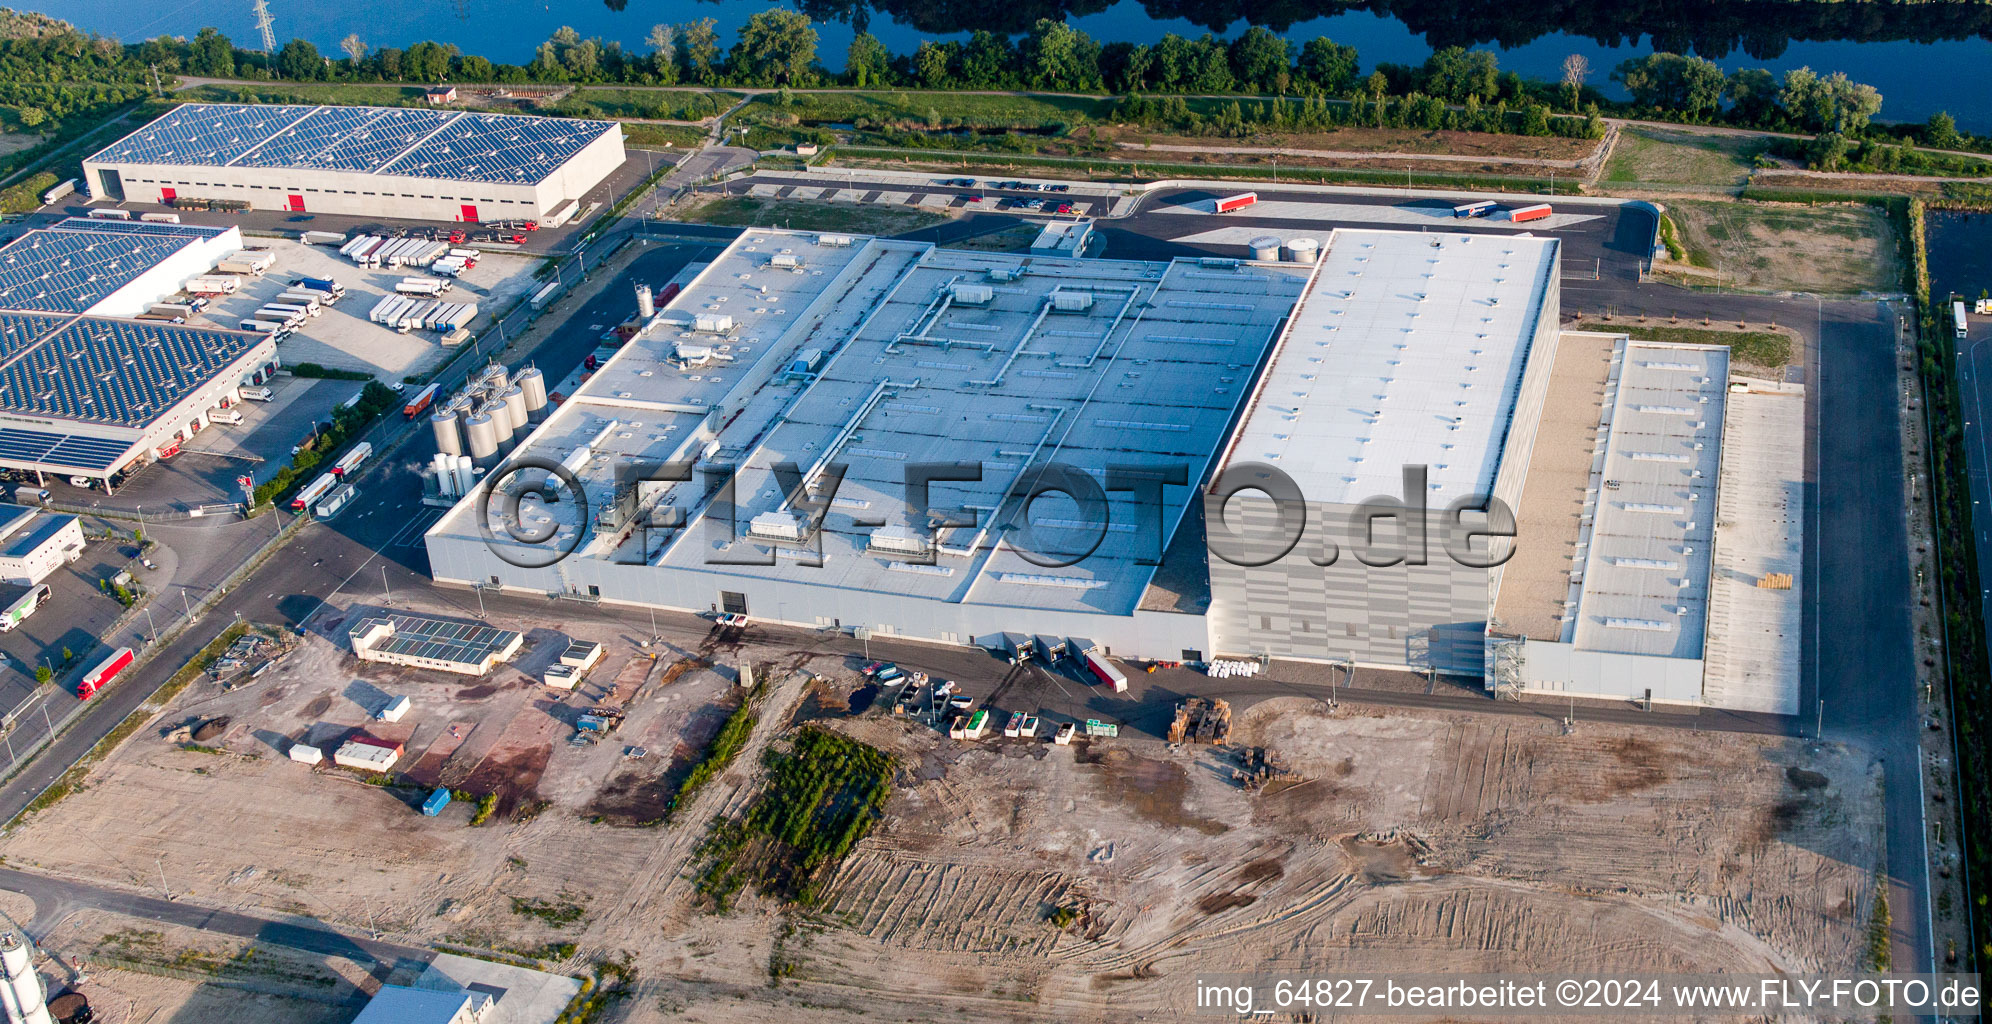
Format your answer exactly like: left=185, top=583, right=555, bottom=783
left=0, top=219, right=278, bottom=487
left=82, top=102, right=626, bottom=223
left=423, top=226, right=1799, bottom=712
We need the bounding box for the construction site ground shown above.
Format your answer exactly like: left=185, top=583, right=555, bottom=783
left=0, top=592, right=1888, bottom=1022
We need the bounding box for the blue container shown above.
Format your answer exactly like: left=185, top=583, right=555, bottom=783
left=421, top=788, right=451, bottom=816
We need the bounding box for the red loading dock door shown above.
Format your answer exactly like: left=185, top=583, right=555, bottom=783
left=287, top=194, right=305, bottom=212
left=159, top=187, right=175, bottom=202
left=460, top=204, right=479, bottom=222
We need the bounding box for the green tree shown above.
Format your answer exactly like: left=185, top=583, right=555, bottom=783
left=1150, top=34, right=1192, bottom=91
left=1018, top=18, right=1101, bottom=92
left=458, top=54, right=492, bottom=81
left=33, top=665, right=49, bottom=685
left=1296, top=37, right=1358, bottom=94
left=1228, top=27, right=1290, bottom=94
left=958, top=31, right=1011, bottom=89
left=912, top=40, right=952, bottom=89
left=677, top=17, right=721, bottom=85
left=561, top=38, right=601, bottom=80
left=189, top=27, right=234, bottom=77
left=1106, top=42, right=1153, bottom=94
left=1185, top=33, right=1232, bottom=93
left=730, top=10, right=817, bottom=86
left=1806, top=130, right=1853, bottom=170
left=406, top=41, right=453, bottom=82
left=642, top=25, right=678, bottom=84
left=1779, top=67, right=1882, bottom=135
left=1421, top=46, right=1498, bottom=103
left=1723, top=68, right=1779, bottom=125
left=276, top=39, right=323, bottom=81
left=15, top=106, right=46, bottom=129
left=1613, top=53, right=1724, bottom=119
left=845, top=31, right=889, bottom=87
left=1927, top=111, right=1964, bottom=150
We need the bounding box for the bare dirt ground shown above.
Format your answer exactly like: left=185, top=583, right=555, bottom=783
left=0, top=606, right=1886, bottom=1023
left=1657, top=200, right=1901, bottom=296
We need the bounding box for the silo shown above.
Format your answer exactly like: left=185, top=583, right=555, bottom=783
left=1, top=932, right=52, bottom=1024
left=636, top=284, right=655, bottom=319
left=500, top=385, right=528, bottom=434
left=464, top=412, right=500, bottom=459
left=1249, top=235, right=1282, bottom=261
left=480, top=363, right=509, bottom=392
left=431, top=453, right=454, bottom=497
left=454, top=454, right=475, bottom=495
left=431, top=408, right=462, bottom=456
left=516, top=366, right=548, bottom=415
left=1285, top=237, right=1320, bottom=264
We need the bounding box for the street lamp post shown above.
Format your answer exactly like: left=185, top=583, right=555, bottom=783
left=381, top=565, right=393, bottom=607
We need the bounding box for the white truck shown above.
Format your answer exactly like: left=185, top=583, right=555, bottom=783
left=395, top=277, right=449, bottom=297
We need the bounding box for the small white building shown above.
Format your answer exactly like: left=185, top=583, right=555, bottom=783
left=377, top=694, right=412, bottom=723
left=349, top=613, right=523, bottom=676
left=287, top=743, right=323, bottom=764
left=333, top=739, right=400, bottom=772
left=1030, top=218, right=1092, bottom=257
left=0, top=505, right=83, bottom=586
left=559, top=640, right=603, bottom=670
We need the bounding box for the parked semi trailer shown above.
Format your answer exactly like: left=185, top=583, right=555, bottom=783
left=0, top=584, right=51, bottom=632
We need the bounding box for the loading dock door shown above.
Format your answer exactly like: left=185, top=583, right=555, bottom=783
left=460, top=204, right=479, bottom=222
left=287, top=194, right=305, bottom=212
left=94, top=168, right=124, bottom=201
left=720, top=591, right=748, bottom=615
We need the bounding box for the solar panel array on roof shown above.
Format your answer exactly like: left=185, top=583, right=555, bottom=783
left=357, top=613, right=521, bottom=666
left=94, top=103, right=317, bottom=165
left=0, top=229, right=196, bottom=313
left=48, top=218, right=233, bottom=241
left=0, top=424, right=131, bottom=470
left=233, top=105, right=455, bottom=172
left=0, top=315, right=264, bottom=428
left=92, top=103, right=616, bottom=186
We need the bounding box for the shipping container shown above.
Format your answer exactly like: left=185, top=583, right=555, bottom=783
left=332, top=441, right=373, bottom=478
left=1214, top=192, right=1258, bottom=214
left=0, top=584, right=52, bottom=632
left=421, top=788, right=451, bottom=816
left=376, top=694, right=411, bottom=722
left=291, top=472, right=337, bottom=513
left=403, top=383, right=441, bottom=419
left=1085, top=651, right=1128, bottom=693
left=78, top=647, right=134, bottom=699
left=1507, top=203, right=1552, bottom=223
left=1957, top=301, right=1971, bottom=339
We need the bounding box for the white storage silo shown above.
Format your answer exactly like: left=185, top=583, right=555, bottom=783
left=0, top=932, right=52, bottom=1024
left=1285, top=237, right=1320, bottom=264
left=500, top=386, right=528, bottom=434
left=636, top=284, right=655, bottom=319
left=454, top=454, right=475, bottom=496
left=431, top=408, right=462, bottom=456
left=1249, top=236, right=1282, bottom=261
left=464, top=413, right=500, bottom=459
left=516, top=366, right=547, bottom=414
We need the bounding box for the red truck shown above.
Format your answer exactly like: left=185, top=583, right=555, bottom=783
left=402, top=383, right=441, bottom=419
left=1084, top=651, right=1128, bottom=694
left=78, top=647, right=134, bottom=699
left=1214, top=192, right=1258, bottom=214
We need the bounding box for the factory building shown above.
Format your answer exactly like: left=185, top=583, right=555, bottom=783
left=0, top=219, right=243, bottom=317
left=83, top=102, right=626, bottom=223
left=422, top=226, right=1792, bottom=711
left=0, top=312, right=276, bottom=488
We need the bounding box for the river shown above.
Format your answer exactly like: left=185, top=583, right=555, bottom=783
left=31, top=0, right=1992, bottom=130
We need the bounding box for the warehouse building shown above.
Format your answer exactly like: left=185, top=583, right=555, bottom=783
left=349, top=613, right=524, bottom=675
left=0, top=218, right=242, bottom=317
left=0, top=312, right=277, bottom=489
left=83, top=102, right=626, bottom=223
left=0, top=503, right=83, bottom=585
left=422, top=226, right=1790, bottom=710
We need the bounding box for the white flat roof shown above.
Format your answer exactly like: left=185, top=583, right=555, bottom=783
left=1223, top=228, right=1558, bottom=506
left=1567, top=340, right=1728, bottom=659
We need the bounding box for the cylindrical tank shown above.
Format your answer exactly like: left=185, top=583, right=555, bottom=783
left=454, top=454, right=475, bottom=495
left=1285, top=237, right=1320, bottom=264
left=500, top=385, right=528, bottom=434
left=516, top=366, right=547, bottom=413
left=636, top=283, right=655, bottom=319
left=464, top=413, right=500, bottom=459
left=430, top=409, right=462, bottom=456
left=479, top=363, right=508, bottom=392
left=1, top=932, right=53, bottom=1024
left=1249, top=235, right=1282, bottom=261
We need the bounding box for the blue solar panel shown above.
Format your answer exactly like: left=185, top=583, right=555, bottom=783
left=0, top=425, right=129, bottom=471
left=379, top=112, right=613, bottom=184
left=90, top=103, right=317, bottom=166
left=48, top=218, right=232, bottom=241
left=0, top=229, right=196, bottom=314
left=91, top=103, right=614, bottom=186
left=234, top=106, right=455, bottom=172
left=0, top=317, right=264, bottom=427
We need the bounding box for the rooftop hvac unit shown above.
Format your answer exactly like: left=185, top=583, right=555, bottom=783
left=674, top=342, right=716, bottom=366
left=693, top=313, right=734, bottom=333
left=749, top=511, right=805, bottom=540
left=868, top=524, right=928, bottom=555
left=818, top=234, right=854, bottom=247
left=1050, top=290, right=1095, bottom=313
left=987, top=267, right=1020, bottom=282
left=950, top=283, right=994, bottom=305
left=769, top=253, right=800, bottom=269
